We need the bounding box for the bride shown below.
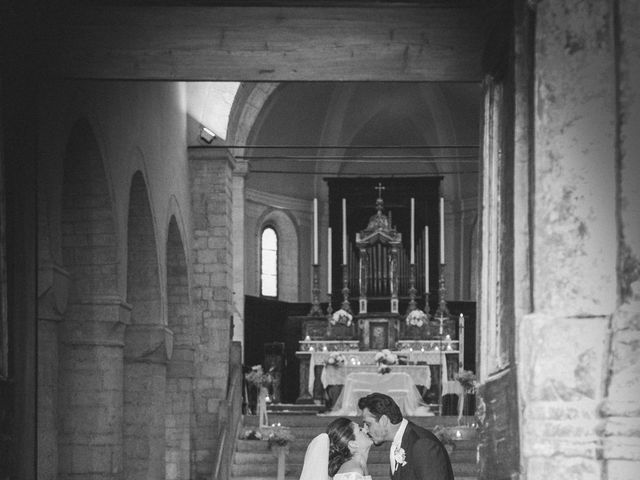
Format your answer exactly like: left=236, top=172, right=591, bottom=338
left=299, top=417, right=373, bottom=480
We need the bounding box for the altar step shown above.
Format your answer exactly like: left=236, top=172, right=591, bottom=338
left=232, top=412, right=478, bottom=480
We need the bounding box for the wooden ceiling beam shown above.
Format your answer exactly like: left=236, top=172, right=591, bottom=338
left=37, top=5, right=484, bottom=81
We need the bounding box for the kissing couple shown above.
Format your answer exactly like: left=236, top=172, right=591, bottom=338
left=299, top=393, right=453, bottom=480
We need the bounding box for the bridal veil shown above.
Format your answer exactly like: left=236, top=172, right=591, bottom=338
left=299, top=432, right=330, bottom=480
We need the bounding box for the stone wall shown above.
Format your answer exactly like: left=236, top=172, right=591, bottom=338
left=601, top=0, right=640, bottom=478
left=517, top=1, right=640, bottom=479
left=188, top=148, right=234, bottom=478
left=36, top=82, right=197, bottom=480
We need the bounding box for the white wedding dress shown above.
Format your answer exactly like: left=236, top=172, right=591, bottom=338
left=299, top=434, right=371, bottom=480
left=333, top=473, right=372, bottom=480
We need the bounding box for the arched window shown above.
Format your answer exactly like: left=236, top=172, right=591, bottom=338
left=261, top=227, right=278, bottom=297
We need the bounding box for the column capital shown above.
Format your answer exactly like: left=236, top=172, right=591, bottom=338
left=233, top=158, right=250, bottom=177
left=125, top=324, right=174, bottom=364
left=188, top=145, right=236, bottom=170
left=62, top=297, right=131, bottom=347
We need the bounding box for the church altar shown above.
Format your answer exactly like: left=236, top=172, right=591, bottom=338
left=294, top=183, right=466, bottom=414
left=295, top=341, right=461, bottom=407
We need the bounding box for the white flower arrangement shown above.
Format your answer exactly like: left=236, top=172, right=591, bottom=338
left=374, top=349, right=398, bottom=366
left=324, top=352, right=346, bottom=367
left=454, top=369, right=478, bottom=393
left=393, top=445, right=407, bottom=469
left=406, top=308, right=428, bottom=328
left=329, top=308, right=353, bottom=327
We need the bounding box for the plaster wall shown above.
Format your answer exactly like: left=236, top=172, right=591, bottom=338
left=244, top=190, right=311, bottom=303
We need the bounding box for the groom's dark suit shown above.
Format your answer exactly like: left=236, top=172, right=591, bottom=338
left=391, top=421, right=454, bottom=480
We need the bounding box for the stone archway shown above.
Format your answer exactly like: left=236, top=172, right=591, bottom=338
left=58, top=118, right=127, bottom=479
left=124, top=171, right=170, bottom=480
left=164, top=215, right=194, bottom=480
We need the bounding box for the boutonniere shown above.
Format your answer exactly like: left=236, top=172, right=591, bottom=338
left=393, top=445, right=407, bottom=468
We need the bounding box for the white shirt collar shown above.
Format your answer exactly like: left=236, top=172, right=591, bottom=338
left=391, top=418, right=408, bottom=447
left=389, top=419, right=409, bottom=473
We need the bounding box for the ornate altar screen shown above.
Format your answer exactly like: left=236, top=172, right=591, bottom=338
left=325, top=177, right=442, bottom=312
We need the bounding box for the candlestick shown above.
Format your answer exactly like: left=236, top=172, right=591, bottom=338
left=410, top=198, right=415, bottom=264
left=459, top=313, right=465, bottom=372
left=327, top=227, right=332, bottom=294
left=342, top=198, right=347, bottom=264
left=313, top=198, right=318, bottom=264
left=440, top=197, right=445, bottom=264
left=308, top=264, right=322, bottom=316
left=424, top=226, right=429, bottom=293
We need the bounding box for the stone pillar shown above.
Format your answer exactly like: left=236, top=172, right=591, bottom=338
left=601, top=1, right=640, bottom=479
left=37, top=263, right=69, bottom=480
left=189, top=147, right=235, bottom=477
left=520, top=2, right=617, bottom=479
left=232, top=159, right=248, bottom=356
left=58, top=296, right=130, bottom=480
left=123, top=324, right=173, bottom=480
left=165, top=340, right=195, bottom=480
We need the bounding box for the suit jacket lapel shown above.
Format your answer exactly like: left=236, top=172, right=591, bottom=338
left=397, top=424, right=418, bottom=480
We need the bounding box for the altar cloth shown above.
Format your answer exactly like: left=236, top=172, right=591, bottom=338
left=321, top=364, right=431, bottom=390
left=322, top=371, right=433, bottom=416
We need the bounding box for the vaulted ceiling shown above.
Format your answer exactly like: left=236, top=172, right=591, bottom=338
left=233, top=82, right=481, bottom=201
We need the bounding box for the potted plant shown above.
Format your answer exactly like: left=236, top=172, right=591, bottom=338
left=453, top=369, right=478, bottom=425
left=266, top=425, right=295, bottom=480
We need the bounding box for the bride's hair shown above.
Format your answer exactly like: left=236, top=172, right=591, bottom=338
left=327, top=417, right=356, bottom=477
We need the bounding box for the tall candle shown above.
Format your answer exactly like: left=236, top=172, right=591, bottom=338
left=439, top=197, right=445, bottom=264
left=459, top=313, right=465, bottom=371
left=424, top=226, right=429, bottom=293
left=313, top=198, right=318, bottom=264
left=342, top=198, right=347, bottom=264
left=327, top=228, right=332, bottom=294
left=410, top=198, right=415, bottom=264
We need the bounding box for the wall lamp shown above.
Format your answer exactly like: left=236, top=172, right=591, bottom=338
left=199, top=126, right=216, bottom=144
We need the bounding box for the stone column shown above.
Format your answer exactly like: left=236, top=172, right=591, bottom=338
left=188, top=147, right=235, bottom=477
left=232, top=159, right=248, bottom=356
left=37, top=263, right=69, bottom=480
left=601, top=1, right=640, bottom=479
left=123, top=324, right=173, bottom=480
left=58, top=296, right=131, bottom=480
left=520, top=2, right=617, bottom=479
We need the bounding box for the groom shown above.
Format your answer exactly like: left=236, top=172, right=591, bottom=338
left=358, top=393, right=453, bottom=480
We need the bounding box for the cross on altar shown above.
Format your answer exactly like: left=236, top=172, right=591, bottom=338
left=374, top=182, right=386, bottom=198
left=434, top=312, right=447, bottom=335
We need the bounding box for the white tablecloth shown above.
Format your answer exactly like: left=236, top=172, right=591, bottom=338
left=321, top=365, right=431, bottom=389
left=324, top=371, right=433, bottom=416
left=306, top=351, right=457, bottom=395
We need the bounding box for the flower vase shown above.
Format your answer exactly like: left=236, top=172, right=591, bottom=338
left=406, top=325, right=426, bottom=340
left=457, top=391, right=465, bottom=425
left=271, top=444, right=288, bottom=480
left=258, top=386, right=269, bottom=428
